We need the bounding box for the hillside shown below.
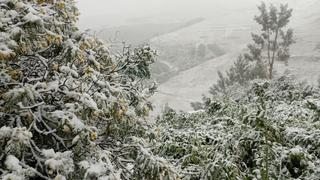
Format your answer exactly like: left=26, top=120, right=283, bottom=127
left=151, top=52, right=240, bottom=114
left=97, top=18, right=204, bottom=45
left=1, top=0, right=320, bottom=179
left=151, top=0, right=320, bottom=114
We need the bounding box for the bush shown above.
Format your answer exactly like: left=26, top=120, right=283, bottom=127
left=209, top=55, right=267, bottom=95
left=0, top=0, right=178, bottom=179
left=154, top=77, right=320, bottom=179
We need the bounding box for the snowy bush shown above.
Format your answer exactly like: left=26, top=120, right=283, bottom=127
left=0, top=0, right=177, bottom=179
left=1, top=1, right=320, bottom=179
left=154, top=77, right=320, bottom=179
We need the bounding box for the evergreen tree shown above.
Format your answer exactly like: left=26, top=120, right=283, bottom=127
left=245, top=2, right=295, bottom=79
left=210, top=2, right=295, bottom=96
left=209, top=55, right=257, bottom=95
left=0, top=0, right=177, bottom=179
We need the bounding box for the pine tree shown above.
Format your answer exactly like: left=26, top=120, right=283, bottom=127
left=245, top=2, right=295, bottom=79
left=209, top=55, right=256, bottom=95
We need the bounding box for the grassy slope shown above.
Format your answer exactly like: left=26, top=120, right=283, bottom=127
left=151, top=0, right=320, bottom=114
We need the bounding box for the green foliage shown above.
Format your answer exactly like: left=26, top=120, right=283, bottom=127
left=208, top=2, right=295, bottom=97
left=209, top=55, right=265, bottom=95
left=245, top=2, right=295, bottom=79
left=154, top=77, right=320, bottom=179
left=0, top=0, right=177, bottom=179
left=123, top=46, right=157, bottom=79
left=0, top=1, right=316, bottom=180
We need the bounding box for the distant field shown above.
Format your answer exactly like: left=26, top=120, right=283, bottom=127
left=97, top=18, right=204, bottom=45
left=150, top=0, right=320, bottom=115
left=95, top=0, right=320, bottom=115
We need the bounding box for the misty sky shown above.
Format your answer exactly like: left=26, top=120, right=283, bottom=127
left=77, top=0, right=313, bottom=30
left=77, top=0, right=258, bottom=29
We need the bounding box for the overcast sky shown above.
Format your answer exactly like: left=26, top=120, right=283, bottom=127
left=77, top=0, right=313, bottom=30
left=77, top=0, right=257, bottom=29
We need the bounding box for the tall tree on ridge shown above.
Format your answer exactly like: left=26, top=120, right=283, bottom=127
left=245, top=2, right=295, bottom=79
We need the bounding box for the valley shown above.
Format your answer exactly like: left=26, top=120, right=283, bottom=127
left=91, top=0, right=320, bottom=115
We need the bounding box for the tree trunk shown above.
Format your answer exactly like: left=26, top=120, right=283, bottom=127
left=267, top=28, right=271, bottom=66
left=269, top=28, right=279, bottom=79
left=269, top=65, right=273, bottom=79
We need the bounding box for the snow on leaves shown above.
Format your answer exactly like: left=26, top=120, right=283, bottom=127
left=0, top=0, right=158, bottom=179
left=154, top=77, right=320, bottom=179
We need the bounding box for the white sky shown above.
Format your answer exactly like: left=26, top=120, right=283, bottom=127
left=76, top=0, right=313, bottom=30
left=76, top=0, right=256, bottom=29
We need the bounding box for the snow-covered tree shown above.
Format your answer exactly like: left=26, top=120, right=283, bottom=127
left=245, top=2, right=295, bottom=79
left=209, top=55, right=254, bottom=95
left=0, top=0, right=178, bottom=179
left=209, top=2, right=294, bottom=96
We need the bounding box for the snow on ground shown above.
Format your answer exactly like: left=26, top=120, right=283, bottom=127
left=151, top=52, right=240, bottom=115
left=150, top=0, right=320, bottom=115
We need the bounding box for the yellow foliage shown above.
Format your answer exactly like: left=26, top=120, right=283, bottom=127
left=90, top=131, right=98, bottom=141
left=19, top=42, right=29, bottom=54
left=37, top=0, right=45, bottom=4
left=79, top=42, right=90, bottom=51
left=8, top=69, right=23, bottom=80
left=115, top=109, right=123, bottom=121
left=52, top=63, right=59, bottom=72
left=155, top=128, right=161, bottom=138
left=46, top=34, right=62, bottom=45
left=119, top=98, right=126, bottom=105
left=95, top=63, right=101, bottom=71
left=62, top=12, right=68, bottom=19
left=35, top=40, right=48, bottom=50
left=56, top=2, right=66, bottom=9
left=37, top=0, right=54, bottom=4
left=92, top=110, right=103, bottom=118
left=111, top=64, right=116, bottom=71
left=84, top=67, right=94, bottom=75
left=55, top=35, right=62, bottom=44
left=143, top=106, right=150, bottom=117
left=76, top=53, right=85, bottom=63
left=92, top=111, right=99, bottom=117
left=62, top=124, right=71, bottom=133
left=0, top=49, right=15, bottom=61
left=46, top=35, right=53, bottom=44
left=41, top=40, right=48, bottom=48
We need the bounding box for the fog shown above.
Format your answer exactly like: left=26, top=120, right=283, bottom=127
left=77, top=0, right=257, bottom=29
left=2, top=1, right=320, bottom=177
left=77, top=0, right=320, bottom=113
left=77, top=0, right=314, bottom=29
left=77, top=0, right=233, bottom=28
